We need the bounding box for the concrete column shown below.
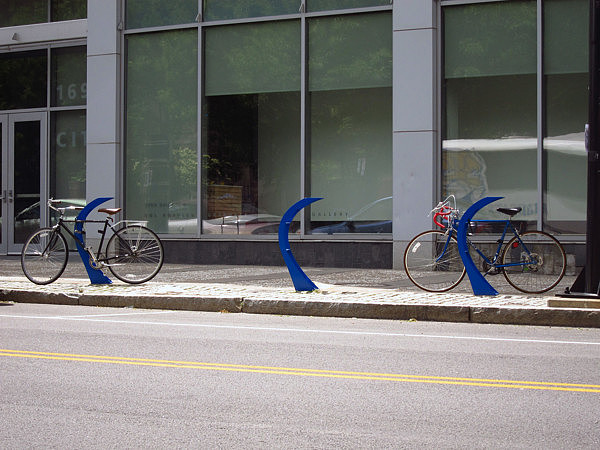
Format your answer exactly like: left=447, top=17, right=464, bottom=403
left=392, top=0, right=438, bottom=269
left=86, top=0, right=121, bottom=208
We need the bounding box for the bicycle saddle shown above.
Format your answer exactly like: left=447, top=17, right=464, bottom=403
left=98, top=207, right=122, bottom=215
left=497, top=207, right=522, bottom=217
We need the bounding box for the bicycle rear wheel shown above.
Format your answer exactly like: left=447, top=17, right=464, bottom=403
left=502, top=231, right=566, bottom=293
left=404, top=230, right=466, bottom=292
left=105, top=225, right=164, bottom=284
left=21, top=228, right=69, bottom=285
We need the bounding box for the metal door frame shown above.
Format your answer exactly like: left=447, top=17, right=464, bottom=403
left=4, top=112, right=48, bottom=254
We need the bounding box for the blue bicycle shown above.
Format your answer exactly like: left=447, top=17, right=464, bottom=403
left=404, top=196, right=566, bottom=293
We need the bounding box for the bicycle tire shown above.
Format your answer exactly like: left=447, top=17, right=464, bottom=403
left=502, top=231, right=566, bottom=294
left=21, top=227, right=69, bottom=285
left=404, top=230, right=466, bottom=292
left=105, top=225, right=164, bottom=284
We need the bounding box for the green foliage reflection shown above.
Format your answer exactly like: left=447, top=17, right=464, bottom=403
left=0, top=51, right=47, bottom=110
left=126, top=0, right=197, bottom=29
left=126, top=30, right=198, bottom=232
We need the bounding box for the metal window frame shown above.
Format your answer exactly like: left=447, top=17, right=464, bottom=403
left=120, top=0, right=394, bottom=240
left=437, top=0, right=585, bottom=243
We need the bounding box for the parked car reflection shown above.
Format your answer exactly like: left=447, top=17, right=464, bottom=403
left=204, top=214, right=282, bottom=235
left=311, top=197, right=392, bottom=234
left=14, top=198, right=86, bottom=243
left=167, top=212, right=284, bottom=235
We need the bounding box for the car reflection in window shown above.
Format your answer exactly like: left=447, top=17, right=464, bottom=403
left=311, top=197, right=392, bottom=234
left=14, top=199, right=85, bottom=243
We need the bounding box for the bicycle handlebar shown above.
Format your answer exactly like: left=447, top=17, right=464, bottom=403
left=47, top=198, right=84, bottom=216
left=433, top=206, right=453, bottom=228
left=429, top=195, right=458, bottom=229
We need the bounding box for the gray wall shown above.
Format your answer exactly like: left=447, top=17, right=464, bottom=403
left=86, top=0, right=120, bottom=211
left=392, top=0, right=438, bottom=269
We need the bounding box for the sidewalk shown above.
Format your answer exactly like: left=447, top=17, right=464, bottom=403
left=1, top=257, right=599, bottom=327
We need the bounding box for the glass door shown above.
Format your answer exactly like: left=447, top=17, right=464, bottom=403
left=2, top=113, right=47, bottom=254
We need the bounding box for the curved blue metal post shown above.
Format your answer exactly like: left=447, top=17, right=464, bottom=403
left=278, top=198, right=323, bottom=291
left=457, top=196, right=503, bottom=295
left=74, top=197, right=113, bottom=285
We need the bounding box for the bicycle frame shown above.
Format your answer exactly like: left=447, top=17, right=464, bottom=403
left=443, top=218, right=538, bottom=274
left=50, top=216, right=132, bottom=268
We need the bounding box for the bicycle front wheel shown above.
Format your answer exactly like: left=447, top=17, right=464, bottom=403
left=105, top=225, right=164, bottom=284
left=404, top=230, right=466, bottom=292
left=502, top=231, right=566, bottom=294
left=21, top=228, right=69, bottom=285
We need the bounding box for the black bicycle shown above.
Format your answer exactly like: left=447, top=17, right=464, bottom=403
left=21, top=199, right=164, bottom=285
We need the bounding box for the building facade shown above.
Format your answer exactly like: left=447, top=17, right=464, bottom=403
left=0, top=0, right=589, bottom=268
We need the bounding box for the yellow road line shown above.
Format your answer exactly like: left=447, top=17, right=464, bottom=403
left=1, top=348, right=599, bottom=393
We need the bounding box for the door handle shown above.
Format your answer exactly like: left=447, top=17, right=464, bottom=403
left=7, top=190, right=13, bottom=203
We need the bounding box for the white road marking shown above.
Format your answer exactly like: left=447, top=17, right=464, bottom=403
left=1, top=313, right=599, bottom=346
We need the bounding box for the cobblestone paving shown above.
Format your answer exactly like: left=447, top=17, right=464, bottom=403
left=1, top=257, right=572, bottom=309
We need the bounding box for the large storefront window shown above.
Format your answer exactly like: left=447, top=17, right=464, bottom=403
left=124, top=3, right=392, bottom=237
left=443, top=1, right=537, bottom=222
left=543, top=0, right=588, bottom=234
left=126, top=30, right=198, bottom=234
left=203, top=20, right=300, bottom=235
left=308, top=13, right=392, bottom=234
left=443, top=0, right=589, bottom=234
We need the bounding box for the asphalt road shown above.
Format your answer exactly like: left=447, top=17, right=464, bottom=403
left=1, top=302, right=599, bottom=448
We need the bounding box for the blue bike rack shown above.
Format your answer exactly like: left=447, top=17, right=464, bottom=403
left=457, top=196, right=503, bottom=296
left=278, top=198, right=323, bottom=291
left=74, top=197, right=113, bottom=285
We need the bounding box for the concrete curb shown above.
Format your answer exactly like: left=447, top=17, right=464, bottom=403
left=1, top=288, right=599, bottom=328
left=242, top=298, right=471, bottom=322
left=470, top=306, right=600, bottom=328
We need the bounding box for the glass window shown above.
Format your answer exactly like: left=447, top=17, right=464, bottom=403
left=308, top=0, right=390, bottom=13
left=125, top=30, right=198, bottom=234
left=51, top=110, right=86, bottom=201
left=308, top=13, right=392, bottom=234
left=203, top=21, right=301, bottom=235
left=51, top=0, right=87, bottom=21
left=49, top=110, right=86, bottom=244
left=0, top=0, right=47, bottom=27
left=0, top=50, right=47, bottom=110
left=51, top=46, right=87, bottom=107
left=203, top=0, right=299, bottom=21
left=0, top=0, right=85, bottom=25
left=443, top=1, right=537, bottom=222
left=543, top=0, right=588, bottom=234
left=126, top=0, right=198, bottom=29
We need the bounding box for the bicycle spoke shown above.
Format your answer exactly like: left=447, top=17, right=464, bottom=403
left=404, top=230, right=466, bottom=292
left=105, top=225, right=164, bottom=284
left=21, top=228, right=69, bottom=285
left=502, top=231, right=566, bottom=293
